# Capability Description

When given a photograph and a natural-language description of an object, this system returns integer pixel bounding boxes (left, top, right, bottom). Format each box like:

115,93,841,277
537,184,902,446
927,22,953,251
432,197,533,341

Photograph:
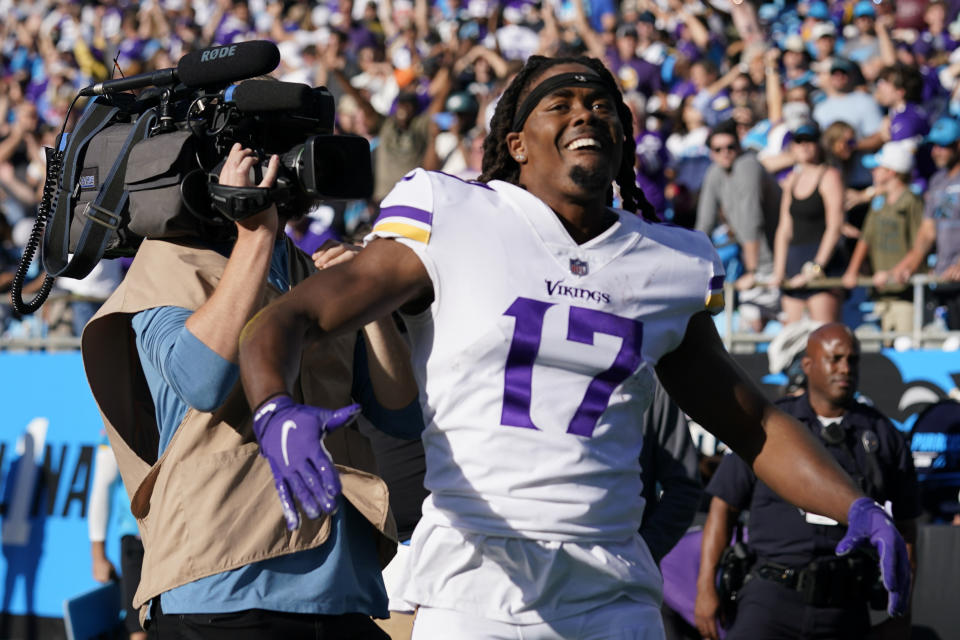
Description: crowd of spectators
2,0,960,342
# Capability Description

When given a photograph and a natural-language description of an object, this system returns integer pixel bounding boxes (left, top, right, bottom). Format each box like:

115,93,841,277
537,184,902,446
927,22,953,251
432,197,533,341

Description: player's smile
561,128,613,161
563,131,609,153
565,137,603,151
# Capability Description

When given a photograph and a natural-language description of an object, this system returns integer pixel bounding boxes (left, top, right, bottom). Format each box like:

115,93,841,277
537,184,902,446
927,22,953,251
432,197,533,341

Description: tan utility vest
81,238,397,623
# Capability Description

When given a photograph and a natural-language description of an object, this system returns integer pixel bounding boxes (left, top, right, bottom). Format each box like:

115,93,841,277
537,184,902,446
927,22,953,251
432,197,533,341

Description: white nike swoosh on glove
281,419,297,466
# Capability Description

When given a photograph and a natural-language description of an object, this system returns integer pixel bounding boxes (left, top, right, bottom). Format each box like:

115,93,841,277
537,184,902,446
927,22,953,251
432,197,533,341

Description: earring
515,154,525,162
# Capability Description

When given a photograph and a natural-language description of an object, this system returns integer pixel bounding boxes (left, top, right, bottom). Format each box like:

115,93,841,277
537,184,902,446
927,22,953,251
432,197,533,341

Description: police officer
694,323,919,640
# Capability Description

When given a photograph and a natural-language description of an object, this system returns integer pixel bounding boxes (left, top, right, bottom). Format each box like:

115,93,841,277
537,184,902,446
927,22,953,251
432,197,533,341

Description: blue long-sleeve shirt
130,239,422,616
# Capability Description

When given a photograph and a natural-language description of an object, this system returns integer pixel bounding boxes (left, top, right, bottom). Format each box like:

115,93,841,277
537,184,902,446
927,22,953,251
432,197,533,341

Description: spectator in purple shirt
915,1,959,64
113,9,148,75
690,59,734,127
873,63,938,180
205,0,255,45
626,92,669,218
286,210,341,256
605,24,662,98
869,63,929,145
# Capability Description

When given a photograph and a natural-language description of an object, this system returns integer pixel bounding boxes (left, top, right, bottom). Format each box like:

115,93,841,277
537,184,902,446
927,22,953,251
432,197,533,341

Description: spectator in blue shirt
813,57,884,141
841,1,881,69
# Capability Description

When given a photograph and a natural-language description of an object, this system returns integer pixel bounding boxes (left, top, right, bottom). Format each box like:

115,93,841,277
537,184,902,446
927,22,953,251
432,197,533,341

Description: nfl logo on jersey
569,258,589,276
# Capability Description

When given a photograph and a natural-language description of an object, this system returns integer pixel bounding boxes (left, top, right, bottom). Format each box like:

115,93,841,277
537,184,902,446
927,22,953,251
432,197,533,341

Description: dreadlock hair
479,55,657,222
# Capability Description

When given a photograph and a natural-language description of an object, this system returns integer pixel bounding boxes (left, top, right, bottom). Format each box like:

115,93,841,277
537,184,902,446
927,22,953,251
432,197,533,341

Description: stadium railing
2,277,959,351
720,274,960,351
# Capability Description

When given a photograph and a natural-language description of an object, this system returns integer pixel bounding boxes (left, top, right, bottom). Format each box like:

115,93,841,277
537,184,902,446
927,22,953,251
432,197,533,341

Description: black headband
511,72,614,132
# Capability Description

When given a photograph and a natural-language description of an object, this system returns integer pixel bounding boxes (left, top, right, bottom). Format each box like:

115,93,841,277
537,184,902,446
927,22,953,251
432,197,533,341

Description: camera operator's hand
252,394,361,530
312,239,361,270
218,143,280,235
184,144,280,363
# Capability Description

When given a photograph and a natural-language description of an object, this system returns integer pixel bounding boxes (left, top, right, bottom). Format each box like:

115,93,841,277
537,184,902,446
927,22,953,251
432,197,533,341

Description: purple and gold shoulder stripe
372,205,433,244
705,275,725,314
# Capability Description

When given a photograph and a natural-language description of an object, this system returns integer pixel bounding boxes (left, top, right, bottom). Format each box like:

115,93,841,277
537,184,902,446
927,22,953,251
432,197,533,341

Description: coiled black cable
9,146,60,315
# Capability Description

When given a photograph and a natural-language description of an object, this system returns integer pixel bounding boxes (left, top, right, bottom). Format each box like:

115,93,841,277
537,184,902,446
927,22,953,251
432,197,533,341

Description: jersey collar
490,180,643,276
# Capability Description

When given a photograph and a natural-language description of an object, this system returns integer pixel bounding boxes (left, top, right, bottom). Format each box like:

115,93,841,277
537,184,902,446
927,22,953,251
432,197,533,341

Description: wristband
802,261,823,279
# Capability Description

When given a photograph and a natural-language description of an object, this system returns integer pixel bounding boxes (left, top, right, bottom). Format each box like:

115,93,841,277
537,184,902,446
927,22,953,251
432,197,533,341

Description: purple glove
835,497,911,616
252,394,361,530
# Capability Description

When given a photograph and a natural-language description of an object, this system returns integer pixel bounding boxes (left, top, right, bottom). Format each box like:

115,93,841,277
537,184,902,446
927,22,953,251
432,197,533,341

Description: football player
239,56,909,639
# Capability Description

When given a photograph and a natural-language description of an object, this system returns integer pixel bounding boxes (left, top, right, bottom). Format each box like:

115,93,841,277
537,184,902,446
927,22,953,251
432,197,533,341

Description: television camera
11,40,373,314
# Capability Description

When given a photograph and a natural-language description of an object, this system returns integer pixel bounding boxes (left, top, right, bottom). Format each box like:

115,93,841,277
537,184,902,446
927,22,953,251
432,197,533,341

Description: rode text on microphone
11,40,373,314
199,44,240,62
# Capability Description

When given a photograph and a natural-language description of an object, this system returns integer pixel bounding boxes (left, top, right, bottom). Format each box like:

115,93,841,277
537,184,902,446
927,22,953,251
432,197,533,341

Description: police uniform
367,169,724,630
707,394,920,639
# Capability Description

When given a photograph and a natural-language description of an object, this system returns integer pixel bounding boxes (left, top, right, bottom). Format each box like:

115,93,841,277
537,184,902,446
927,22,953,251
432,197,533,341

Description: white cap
862,139,917,174
783,34,805,52
782,101,812,130
811,22,837,40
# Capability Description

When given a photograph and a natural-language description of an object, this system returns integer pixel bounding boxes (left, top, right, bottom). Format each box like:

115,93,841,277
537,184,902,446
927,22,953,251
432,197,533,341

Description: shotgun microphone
176,41,281,88
78,41,281,97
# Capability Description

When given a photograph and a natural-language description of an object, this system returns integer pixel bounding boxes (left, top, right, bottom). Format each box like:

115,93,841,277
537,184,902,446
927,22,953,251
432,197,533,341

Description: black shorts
785,242,846,300
120,535,146,634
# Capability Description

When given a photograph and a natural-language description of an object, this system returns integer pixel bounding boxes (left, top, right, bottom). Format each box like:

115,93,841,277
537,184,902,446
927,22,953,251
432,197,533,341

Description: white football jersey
367,169,724,620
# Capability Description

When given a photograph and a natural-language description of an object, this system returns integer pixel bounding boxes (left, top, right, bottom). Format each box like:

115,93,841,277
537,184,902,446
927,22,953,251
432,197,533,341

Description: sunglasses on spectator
711,144,738,153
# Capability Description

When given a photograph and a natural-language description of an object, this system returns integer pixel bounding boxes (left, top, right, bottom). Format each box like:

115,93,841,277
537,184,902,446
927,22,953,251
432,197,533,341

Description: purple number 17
500,297,644,437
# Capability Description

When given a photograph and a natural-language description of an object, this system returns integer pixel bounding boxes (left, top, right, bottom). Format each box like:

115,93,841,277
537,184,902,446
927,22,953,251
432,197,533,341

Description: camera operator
81,143,422,639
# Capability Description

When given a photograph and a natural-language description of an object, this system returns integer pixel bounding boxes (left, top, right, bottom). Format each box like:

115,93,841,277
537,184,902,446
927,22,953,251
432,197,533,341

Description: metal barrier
0,292,89,351
719,274,960,351
3,277,959,351
0,335,82,350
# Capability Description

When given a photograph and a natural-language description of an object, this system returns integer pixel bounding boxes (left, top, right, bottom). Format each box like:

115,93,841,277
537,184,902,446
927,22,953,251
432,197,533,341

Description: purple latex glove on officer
836,497,911,616
252,394,361,530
